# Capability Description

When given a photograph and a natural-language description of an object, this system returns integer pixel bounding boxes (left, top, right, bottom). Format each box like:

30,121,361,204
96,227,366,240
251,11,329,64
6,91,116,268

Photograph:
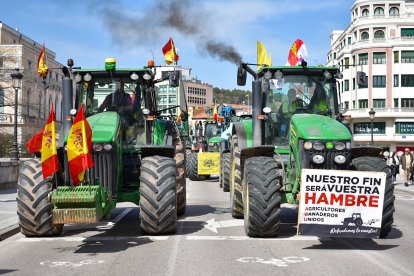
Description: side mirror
357,71,368,86
237,65,247,86
169,71,181,87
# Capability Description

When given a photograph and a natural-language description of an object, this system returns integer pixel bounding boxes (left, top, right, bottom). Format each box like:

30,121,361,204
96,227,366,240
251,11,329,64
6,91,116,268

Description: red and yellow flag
162,38,179,65
26,129,44,153
67,104,94,185
37,43,49,80
287,39,308,66
213,104,218,120
41,105,59,179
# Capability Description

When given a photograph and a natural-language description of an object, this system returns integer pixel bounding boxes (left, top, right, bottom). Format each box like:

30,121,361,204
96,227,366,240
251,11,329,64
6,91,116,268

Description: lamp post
369,108,376,146
10,68,23,162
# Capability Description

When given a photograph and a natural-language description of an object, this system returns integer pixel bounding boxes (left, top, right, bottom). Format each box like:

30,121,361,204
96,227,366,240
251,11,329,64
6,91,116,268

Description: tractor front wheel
187,151,202,181
242,156,281,237
139,156,177,234
351,156,395,238
16,159,63,237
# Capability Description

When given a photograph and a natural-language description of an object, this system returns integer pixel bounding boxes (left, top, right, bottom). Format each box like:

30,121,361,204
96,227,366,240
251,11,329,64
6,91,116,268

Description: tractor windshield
204,122,221,141
265,74,336,146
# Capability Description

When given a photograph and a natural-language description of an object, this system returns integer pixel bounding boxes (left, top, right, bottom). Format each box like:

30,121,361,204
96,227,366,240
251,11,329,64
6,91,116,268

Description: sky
0,0,352,90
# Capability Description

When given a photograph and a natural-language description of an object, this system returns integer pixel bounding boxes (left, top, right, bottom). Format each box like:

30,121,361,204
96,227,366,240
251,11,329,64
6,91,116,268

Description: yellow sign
198,152,220,175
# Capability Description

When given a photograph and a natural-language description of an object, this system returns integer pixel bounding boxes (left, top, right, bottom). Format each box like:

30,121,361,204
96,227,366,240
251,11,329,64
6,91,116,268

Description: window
0,88,4,113
345,57,350,69
401,75,414,87
347,37,351,45
358,74,368,89
394,75,399,87
359,53,368,65
26,89,30,115
345,102,349,109
373,99,385,108
362,8,369,17
333,52,337,59
358,99,368,108
394,98,399,108
352,78,355,90
168,95,176,104
401,98,414,108
374,7,384,15
401,51,414,63
390,7,399,16
401,28,414,38
374,30,385,39
373,52,386,64
394,51,399,63
353,100,356,109
0,57,4,68
361,31,369,41
373,76,386,88
344,80,349,91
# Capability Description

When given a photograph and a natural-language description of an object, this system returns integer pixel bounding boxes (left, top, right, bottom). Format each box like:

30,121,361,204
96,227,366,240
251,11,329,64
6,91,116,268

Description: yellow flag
257,41,272,69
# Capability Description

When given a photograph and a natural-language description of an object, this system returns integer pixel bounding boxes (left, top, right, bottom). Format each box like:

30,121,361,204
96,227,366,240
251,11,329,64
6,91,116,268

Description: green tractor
187,118,222,181
16,58,187,237
230,63,395,238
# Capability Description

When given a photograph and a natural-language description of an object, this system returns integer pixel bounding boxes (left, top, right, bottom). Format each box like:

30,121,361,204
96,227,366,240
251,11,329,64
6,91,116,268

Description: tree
213,87,252,105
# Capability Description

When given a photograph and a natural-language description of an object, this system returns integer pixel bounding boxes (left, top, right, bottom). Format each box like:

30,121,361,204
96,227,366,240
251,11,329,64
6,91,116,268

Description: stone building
0,22,63,157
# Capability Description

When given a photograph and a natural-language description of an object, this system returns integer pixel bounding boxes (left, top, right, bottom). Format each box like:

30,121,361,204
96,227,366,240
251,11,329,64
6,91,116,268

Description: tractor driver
308,84,328,115
277,89,303,138
98,82,132,113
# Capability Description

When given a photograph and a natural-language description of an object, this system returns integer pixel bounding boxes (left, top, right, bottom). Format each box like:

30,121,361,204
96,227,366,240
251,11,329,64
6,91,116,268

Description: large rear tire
187,151,202,181
222,152,231,192
174,128,186,216
351,156,395,238
16,159,63,237
139,156,177,234
230,134,243,218
243,156,281,237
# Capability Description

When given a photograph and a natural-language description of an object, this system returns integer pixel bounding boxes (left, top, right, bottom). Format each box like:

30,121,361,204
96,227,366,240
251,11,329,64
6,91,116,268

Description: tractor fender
240,146,275,177
141,145,175,159
232,122,249,151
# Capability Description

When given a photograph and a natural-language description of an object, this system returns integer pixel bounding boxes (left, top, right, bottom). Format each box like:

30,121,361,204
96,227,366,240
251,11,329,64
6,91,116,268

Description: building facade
0,22,63,157
327,0,414,152
182,78,213,107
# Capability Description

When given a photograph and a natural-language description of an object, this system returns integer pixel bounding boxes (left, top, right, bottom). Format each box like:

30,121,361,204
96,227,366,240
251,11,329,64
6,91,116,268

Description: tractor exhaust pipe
58,65,73,148
252,79,262,147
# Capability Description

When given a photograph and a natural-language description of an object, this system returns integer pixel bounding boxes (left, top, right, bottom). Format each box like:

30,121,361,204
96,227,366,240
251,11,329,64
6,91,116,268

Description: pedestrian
383,151,396,184
399,148,413,186
391,151,400,184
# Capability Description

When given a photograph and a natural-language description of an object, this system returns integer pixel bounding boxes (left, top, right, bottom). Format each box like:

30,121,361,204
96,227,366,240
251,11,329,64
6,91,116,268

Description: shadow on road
303,237,398,251
0,269,18,275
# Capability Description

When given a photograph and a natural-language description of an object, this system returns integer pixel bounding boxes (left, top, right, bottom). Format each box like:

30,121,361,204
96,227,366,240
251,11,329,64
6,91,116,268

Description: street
0,178,413,276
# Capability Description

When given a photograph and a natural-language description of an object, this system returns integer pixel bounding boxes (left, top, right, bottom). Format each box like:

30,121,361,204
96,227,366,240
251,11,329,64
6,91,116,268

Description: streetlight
10,68,23,162
369,108,376,146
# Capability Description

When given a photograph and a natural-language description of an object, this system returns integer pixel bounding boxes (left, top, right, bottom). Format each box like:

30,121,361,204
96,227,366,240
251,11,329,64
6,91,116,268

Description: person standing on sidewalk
400,148,413,186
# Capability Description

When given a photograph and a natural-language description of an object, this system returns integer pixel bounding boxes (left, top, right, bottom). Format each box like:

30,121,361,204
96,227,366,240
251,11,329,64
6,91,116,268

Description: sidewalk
1,174,413,241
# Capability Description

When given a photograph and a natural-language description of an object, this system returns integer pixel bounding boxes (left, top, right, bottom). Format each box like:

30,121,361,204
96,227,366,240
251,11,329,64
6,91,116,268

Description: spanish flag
67,104,94,185
26,129,44,153
257,41,272,69
213,104,218,120
37,43,49,80
41,105,59,179
162,38,179,65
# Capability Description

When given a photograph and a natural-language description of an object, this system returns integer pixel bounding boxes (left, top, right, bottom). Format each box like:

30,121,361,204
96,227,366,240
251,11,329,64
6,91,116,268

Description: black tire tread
230,134,243,218
139,155,177,235
16,158,63,237
222,153,231,192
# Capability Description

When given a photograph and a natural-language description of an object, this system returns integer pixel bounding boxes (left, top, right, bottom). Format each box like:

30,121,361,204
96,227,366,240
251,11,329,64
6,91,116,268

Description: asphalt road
0,178,413,276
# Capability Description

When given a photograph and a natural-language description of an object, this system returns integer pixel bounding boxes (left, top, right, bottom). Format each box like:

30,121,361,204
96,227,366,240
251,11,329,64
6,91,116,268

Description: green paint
153,119,166,145
243,119,253,148
208,136,221,143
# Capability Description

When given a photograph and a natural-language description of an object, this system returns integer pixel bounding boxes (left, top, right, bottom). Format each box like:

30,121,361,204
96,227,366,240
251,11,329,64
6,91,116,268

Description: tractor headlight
313,141,325,151
103,143,112,151
304,141,313,150
208,142,214,147
312,154,325,164
334,155,347,164
93,143,103,152
334,141,346,151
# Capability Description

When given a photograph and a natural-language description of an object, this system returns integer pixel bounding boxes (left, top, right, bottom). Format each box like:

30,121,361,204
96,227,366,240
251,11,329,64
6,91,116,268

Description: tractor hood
65,112,120,143
208,136,221,143
291,114,351,140
87,112,120,143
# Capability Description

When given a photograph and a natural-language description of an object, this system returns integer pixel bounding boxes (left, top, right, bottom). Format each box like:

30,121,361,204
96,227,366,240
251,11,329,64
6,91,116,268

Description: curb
0,224,19,241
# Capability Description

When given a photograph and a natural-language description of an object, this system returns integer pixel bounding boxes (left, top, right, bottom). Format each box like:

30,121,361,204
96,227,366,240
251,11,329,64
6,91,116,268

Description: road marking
95,208,133,230
204,218,245,233
237,256,310,267
0,211,16,214
17,236,169,242
40,260,105,268
186,235,325,241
